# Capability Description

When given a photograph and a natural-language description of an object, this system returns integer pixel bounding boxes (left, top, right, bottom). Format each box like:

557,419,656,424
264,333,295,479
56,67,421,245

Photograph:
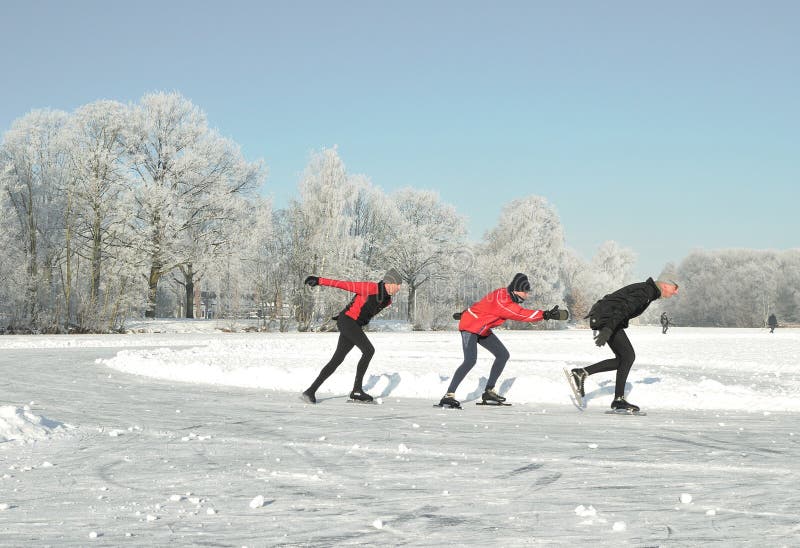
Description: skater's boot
570,368,588,397
481,387,506,404
301,390,317,404
611,396,640,413
349,390,374,403
438,393,461,409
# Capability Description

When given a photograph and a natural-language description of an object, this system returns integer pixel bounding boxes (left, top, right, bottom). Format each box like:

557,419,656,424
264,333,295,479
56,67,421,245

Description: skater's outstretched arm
306,276,379,296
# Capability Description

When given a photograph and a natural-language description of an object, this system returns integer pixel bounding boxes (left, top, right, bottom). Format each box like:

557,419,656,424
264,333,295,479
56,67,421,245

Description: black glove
304,275,319,287
452,312,463,320
542,305,569,321
594,327,613,347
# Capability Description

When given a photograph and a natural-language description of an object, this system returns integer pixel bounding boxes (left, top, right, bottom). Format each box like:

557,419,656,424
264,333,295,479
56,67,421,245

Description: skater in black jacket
567,278,679,412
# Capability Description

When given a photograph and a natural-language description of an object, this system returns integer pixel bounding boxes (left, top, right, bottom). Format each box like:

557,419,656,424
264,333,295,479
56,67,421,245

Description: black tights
307,315,374,394
584,328,635,399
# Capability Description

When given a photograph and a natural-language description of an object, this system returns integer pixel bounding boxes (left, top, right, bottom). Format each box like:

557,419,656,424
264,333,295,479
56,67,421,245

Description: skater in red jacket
438,273,567,408
302,269,403,404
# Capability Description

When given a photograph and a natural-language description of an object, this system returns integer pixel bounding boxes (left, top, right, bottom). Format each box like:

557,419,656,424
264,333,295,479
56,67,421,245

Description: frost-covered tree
775,250,800,323
381,188,467,326
346,174,394,273
479,196,565,313
584,240,637,304
214,197,303,330
238,197,278,328
288,148,363,330
0,214,27,325
60,100,133,328
560,248,592,321
173,140,260,320
126,92,263,318
0,109,70,328
671,249,791,327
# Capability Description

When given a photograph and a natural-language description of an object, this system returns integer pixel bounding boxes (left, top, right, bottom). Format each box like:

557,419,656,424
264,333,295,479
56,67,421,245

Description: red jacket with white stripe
458,288,544,336
318,278,392,326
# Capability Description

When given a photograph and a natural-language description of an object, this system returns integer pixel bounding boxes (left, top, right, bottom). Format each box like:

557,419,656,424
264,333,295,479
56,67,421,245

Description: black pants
446,331,510,394
584,328,635,399
307,315,374,394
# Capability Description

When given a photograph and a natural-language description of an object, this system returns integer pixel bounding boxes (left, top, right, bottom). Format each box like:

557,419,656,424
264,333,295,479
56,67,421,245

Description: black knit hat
508,273,531,293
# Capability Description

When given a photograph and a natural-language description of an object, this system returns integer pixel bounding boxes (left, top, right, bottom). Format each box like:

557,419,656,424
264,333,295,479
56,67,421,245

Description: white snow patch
575,505,597,517
249,495,266,509
0,406,66,442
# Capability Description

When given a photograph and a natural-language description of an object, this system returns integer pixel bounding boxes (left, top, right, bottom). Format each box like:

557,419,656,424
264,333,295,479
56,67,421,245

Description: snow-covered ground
1,325,798,545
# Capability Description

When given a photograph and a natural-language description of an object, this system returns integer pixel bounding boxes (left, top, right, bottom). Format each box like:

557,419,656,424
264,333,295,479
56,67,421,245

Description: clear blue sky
2,0,798,278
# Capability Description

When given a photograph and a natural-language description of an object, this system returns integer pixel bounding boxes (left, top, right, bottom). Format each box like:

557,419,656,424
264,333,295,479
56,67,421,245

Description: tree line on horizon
0,92,796,333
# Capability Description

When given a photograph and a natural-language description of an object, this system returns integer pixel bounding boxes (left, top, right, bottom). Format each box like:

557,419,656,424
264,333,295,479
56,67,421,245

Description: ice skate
563,367,587,406
606,397,646,415
436,393,462,409
570,368,587,397
348,390,375,403
301,390,317,404
477,388,512,406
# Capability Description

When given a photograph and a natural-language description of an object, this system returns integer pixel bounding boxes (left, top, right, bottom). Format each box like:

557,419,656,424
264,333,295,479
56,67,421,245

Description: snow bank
123,318,255,334
123,318,413,334
0,406,66,443
97,327,800,412
0,319,413,349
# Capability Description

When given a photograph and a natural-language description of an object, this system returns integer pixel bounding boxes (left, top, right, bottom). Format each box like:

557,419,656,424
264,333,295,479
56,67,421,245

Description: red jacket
459,288,544,336
318,278,392,326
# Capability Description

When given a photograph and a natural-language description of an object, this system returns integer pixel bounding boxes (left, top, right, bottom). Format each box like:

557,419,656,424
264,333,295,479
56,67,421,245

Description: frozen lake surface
1,326,798,545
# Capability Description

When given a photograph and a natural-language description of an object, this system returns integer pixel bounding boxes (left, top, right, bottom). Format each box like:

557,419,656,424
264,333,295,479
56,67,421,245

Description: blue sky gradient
2,0,798,278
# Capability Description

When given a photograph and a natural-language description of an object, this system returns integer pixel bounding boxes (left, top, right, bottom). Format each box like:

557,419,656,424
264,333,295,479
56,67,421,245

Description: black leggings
307,315,375,394
584,328,635,399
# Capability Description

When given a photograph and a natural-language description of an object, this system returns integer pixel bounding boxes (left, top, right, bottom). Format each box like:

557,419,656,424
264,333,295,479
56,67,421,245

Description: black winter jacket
587,278,662,332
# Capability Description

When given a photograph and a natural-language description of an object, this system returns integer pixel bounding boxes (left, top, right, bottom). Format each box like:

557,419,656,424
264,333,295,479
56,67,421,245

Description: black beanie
508,273,531,293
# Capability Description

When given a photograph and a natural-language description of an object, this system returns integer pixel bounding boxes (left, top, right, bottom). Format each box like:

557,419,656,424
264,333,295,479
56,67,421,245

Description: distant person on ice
301,269,403,404
768,313,778,334
439,273,568,409
566,278,679,413
660,311,671,334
